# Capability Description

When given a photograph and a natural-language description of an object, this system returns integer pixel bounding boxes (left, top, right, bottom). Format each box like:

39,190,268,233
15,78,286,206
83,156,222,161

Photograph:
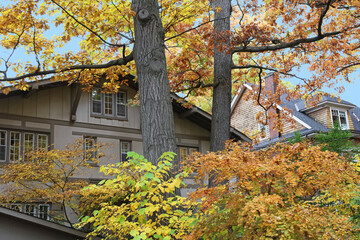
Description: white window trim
120,141,131,162
9,131,21,162
38,203,50,220
330,107,350,130
257,123,269,141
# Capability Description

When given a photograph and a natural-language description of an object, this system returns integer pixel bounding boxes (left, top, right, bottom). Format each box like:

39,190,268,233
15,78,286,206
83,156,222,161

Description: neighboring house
231,74,360,148
0,206,99,240
0,78,250,221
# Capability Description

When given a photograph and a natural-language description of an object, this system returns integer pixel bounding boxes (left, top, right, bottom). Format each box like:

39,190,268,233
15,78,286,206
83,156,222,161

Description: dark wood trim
175,133,210,141
72,131,142,142
70,84,82,121
0,113,142,134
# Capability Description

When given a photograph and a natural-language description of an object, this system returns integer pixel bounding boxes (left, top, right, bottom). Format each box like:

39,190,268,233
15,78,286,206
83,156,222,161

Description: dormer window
331,109,348,129
91,89,127,119
258,123,269,140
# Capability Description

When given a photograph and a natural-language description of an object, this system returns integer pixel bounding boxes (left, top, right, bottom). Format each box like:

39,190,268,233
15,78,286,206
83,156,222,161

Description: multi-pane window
120,141,131,162
37,134,48,150
91,89,102,114
24,133,34,161
258,123,269,140
116,92,126,117
39,204,50,220
84,136,97,161
331,109,348,129
10,132,20,162
0,131,6,162
0,130,49,163
104,94,113,115
24,204,36,216
11,203,50,220
91,89,127,119
179,146,198,162
10,203,22,212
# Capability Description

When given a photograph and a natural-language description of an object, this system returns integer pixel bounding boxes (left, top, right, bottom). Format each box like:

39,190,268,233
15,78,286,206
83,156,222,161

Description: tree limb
0,52,133,82
50,0,125,48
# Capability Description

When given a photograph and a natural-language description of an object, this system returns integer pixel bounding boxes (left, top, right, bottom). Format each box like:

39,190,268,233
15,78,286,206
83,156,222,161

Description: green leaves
78,151,197,240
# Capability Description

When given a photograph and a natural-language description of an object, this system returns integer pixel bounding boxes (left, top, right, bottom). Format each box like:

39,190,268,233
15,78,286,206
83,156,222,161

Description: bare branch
338,62,360,72
0,52,134,82
232,30,343,53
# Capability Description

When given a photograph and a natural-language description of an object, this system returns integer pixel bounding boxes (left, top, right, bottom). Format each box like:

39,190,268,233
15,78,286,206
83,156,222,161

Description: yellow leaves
79,152,198,240
215,6,221,13
0,138,106,224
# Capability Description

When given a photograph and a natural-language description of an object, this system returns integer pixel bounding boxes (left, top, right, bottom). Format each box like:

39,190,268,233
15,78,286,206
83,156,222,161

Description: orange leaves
186,141,360,239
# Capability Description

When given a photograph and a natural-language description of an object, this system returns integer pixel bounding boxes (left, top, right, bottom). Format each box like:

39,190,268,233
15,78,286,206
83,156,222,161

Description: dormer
299,99,356,130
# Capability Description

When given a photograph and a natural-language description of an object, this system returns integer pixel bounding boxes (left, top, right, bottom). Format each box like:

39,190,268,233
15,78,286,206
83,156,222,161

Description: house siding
308,108,330,128
282,116,305,135
0,85,211,180
231,89,269,139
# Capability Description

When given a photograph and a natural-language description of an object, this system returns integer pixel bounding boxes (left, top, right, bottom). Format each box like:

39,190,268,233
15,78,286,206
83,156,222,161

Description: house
0,206,99,240
230,74,360,148
0,78,250,221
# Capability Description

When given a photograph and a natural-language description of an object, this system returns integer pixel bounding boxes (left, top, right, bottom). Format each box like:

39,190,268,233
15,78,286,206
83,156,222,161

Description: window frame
179,146,199,162
120,141,131,162
83,136,97,164
0,130,49,163
330,108,349,130
90,89,127,120
0,130,7,162
257,123,269,141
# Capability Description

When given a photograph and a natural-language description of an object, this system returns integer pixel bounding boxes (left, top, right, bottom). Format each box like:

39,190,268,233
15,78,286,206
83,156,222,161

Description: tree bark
209,0,232,187
211,0,232,152
131,0,177,165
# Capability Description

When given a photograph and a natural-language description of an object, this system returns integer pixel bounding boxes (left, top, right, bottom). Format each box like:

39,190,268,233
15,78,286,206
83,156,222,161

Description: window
258,123,269,140
10,203,22,212
10,132,20,162
84,136,97,161
0,131,6,162
91,89,127,119
331,109,349,129
24,133,34,161
120,141,131,162
179,146,198,162
24,204,36,216
0,130,49,163
10,203,50,220
39,204,50,220
37,134,48,150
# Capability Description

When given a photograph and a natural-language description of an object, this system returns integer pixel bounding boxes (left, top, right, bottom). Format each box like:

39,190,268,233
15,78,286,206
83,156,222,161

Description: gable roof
0,78,250,142
231,82,360,147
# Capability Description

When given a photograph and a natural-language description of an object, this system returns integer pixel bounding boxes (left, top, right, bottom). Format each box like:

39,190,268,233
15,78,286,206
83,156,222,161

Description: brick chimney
264,74,280,139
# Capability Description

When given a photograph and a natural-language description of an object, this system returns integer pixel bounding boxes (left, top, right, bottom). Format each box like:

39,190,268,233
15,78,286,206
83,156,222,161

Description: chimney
264,74,280,139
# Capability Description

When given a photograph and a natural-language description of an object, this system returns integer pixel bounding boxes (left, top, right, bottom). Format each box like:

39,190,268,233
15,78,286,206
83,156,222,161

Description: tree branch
50,0,124,48
232,30,343,53
0,52,133,82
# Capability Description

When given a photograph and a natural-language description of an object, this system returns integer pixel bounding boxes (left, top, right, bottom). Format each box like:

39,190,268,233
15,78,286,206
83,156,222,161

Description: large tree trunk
132,0,177,164
211,0,232,152
209,0,232,187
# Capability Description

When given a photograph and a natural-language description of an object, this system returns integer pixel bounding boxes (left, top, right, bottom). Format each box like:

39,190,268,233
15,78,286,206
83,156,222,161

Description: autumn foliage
0,139,105,226
79,152,197,240
185,141,360,239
